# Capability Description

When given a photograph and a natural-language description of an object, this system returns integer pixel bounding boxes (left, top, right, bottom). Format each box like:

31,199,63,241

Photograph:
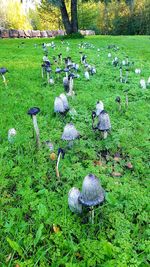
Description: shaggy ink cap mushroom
78,174,105,207
97,110,111,131
28,107,40,116
68,187,82,214
62,123,80,141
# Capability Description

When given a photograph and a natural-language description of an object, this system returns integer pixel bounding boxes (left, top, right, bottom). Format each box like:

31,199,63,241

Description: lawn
0,36,150,267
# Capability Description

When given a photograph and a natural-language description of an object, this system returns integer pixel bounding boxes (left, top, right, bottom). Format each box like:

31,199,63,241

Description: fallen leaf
50,153,56,161
114,156,121,162
126,162,133,169
15,264,20,267
53,224,60,233
93,160,103,166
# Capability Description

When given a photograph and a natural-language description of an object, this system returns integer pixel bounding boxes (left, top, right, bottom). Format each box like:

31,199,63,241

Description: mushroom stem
32,115,40,148
47,72,50,82
118,103,121,111
68,77,74,97
2,75,7,86
125,94,128,107
89,206,94,224
103,131,108,139
56,152,61,178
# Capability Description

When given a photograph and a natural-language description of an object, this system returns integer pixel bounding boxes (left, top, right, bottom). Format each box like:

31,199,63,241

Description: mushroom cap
59,93,69,110
27,107,40,116
0,67,8,74
8,128,17,136
78,174,105,207
63,68,69,72
54,97,65,113
68,187,82,214
62,123,79,141
97,110,111,131
55,67,62,73
58,147,65,159
96,101,104,116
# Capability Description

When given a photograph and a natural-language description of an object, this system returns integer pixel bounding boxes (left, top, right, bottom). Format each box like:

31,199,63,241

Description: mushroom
84,70,90,80
56,148,65,178
62,123,80,147
49,77,54,85
135,68,141,74
27,107,40,148
8,128,17,143
97,110,111,139
96,101,104,116
140,79,146,89
68,187,82,214
78,174,105,223
115,96,121,111
54,94,69,115
108,53,111,58
0,67,8,86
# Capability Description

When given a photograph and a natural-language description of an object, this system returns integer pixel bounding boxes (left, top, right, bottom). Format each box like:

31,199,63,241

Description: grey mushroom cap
62,123,79,141
97,110,111,131
68,187,82,214
78,174,105,207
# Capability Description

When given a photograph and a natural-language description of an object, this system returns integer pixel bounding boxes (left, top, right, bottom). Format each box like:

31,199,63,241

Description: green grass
0,36,150,267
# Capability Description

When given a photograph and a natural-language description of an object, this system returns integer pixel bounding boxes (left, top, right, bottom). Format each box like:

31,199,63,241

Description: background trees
0,0,150,35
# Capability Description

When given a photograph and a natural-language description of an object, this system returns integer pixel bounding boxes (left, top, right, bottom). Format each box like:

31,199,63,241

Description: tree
46,0,78,34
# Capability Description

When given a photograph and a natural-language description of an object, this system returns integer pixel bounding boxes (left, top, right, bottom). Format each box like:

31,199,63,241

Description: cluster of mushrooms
68,174,105,224
3,40,149,224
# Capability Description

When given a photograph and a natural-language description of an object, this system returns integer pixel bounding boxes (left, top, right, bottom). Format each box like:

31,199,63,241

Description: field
0,36,150,267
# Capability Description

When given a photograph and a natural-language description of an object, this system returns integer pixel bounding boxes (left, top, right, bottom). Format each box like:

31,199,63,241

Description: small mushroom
27,107,40,148
84,70,90,81
8,128,17,143
68,187,82,214
115,96,121,111
56,147,65,178
78,174,105,223
140,79,146,89
49,77,54,85
0,67,8,87
62,123,80,147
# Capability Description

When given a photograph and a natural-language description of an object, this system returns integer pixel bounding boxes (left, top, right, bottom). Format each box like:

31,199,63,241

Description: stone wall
0,29,96,38
0,29,65,38
79,30,95,36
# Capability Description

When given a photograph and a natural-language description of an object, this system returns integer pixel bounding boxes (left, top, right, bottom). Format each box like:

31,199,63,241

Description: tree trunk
60,0,72,34
71,0,78,33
